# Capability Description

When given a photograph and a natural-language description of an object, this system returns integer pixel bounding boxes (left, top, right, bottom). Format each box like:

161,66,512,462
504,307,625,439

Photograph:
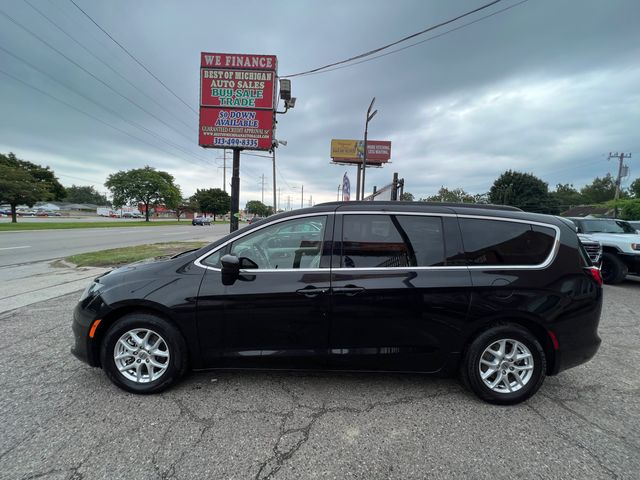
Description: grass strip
0,220,227,231
66,242,208,267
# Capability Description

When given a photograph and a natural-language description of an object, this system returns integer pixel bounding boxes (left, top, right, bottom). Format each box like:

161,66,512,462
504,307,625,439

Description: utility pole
278,188,281,212
259,174,267,204
609,152,632,217
286,195,290,211
337,184,341,201
222,149,227,192
272,150,276,215
301,185,304,209
309,195,313,207
230,148,241,232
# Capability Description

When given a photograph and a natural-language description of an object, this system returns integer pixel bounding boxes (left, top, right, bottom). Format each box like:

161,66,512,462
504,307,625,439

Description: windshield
580,219,636,234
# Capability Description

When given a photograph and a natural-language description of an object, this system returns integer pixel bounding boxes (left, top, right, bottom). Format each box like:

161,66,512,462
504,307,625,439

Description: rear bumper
550,290,603,375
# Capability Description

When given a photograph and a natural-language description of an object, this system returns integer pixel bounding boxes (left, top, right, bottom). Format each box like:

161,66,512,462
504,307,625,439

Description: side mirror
220,254,240,285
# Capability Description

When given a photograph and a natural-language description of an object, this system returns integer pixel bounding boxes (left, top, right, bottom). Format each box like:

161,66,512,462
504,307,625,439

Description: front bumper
71,302,101,367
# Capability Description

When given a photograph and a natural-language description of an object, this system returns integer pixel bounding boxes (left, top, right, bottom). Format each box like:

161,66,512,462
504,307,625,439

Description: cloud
1,0,639,208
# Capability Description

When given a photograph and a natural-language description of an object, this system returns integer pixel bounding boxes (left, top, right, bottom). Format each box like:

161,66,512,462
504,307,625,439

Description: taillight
586,266,603,286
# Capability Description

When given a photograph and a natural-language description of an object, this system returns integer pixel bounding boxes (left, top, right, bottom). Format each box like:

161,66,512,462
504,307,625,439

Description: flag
342,173,350,201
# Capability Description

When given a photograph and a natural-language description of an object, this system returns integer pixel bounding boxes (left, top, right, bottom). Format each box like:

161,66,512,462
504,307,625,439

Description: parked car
248,216,265,224
192,216,212,226
567,217,640,284
577,234,603,267
72,202,602,404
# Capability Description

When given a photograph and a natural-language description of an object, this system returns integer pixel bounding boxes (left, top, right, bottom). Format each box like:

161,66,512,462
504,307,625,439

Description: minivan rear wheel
461,325,546,405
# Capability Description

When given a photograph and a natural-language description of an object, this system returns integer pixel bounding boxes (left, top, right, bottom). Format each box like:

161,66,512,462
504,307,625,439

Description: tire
601,252,627,284
100,313,188,394
460,325,546,405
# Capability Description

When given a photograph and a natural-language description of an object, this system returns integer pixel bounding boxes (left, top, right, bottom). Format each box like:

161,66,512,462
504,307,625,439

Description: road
0,282,638,479
0,224,227,266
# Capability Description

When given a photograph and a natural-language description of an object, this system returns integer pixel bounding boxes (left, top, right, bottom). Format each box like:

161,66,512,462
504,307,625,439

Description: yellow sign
330,139,364,160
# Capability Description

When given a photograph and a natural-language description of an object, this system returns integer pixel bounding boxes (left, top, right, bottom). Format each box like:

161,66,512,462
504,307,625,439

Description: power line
0,68,207,170
22,0,194,134
281,0,503,78
0,46,213,166
291,0,529,78
56,172,104,185
68,0,198,115
0,8,199,148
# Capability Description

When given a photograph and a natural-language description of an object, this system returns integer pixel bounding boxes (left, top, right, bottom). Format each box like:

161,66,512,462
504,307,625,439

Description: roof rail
317,201,522,212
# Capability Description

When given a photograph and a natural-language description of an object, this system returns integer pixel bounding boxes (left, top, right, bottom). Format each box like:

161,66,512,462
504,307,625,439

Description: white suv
568,217,640,284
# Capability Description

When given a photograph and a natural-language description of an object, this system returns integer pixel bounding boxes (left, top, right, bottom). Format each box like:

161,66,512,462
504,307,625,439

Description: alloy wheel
478,338,534,394
113,328,170,384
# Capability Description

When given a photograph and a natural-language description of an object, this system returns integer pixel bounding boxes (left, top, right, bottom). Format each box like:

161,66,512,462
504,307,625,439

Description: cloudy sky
1,0,639,208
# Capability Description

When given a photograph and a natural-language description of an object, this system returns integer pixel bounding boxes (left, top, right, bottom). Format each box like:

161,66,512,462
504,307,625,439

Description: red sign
199,52,277,151
365,141,392,161
201,69,275,109
201,53,277,70
199,108,274,150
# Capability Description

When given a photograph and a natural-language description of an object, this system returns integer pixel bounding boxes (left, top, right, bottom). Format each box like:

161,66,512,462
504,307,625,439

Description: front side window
340,214,445,268
460,218,556,266
228,216,327,269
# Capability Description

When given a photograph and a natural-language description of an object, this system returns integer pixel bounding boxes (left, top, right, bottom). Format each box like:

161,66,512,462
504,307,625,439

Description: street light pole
272,139,287,215
361,97,377,200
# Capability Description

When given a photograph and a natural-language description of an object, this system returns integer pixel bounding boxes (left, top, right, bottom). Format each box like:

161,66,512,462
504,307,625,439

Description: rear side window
341,214,445,268
459,218,556,266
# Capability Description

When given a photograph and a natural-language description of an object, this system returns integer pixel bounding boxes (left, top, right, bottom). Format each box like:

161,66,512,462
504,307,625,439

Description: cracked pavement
0,282,639,480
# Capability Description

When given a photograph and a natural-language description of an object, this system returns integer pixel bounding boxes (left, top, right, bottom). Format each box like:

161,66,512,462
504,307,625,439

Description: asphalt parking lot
1,283,639,480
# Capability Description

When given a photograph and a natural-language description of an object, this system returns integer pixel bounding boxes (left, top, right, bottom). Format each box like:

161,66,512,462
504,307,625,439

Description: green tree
0,152,65,223
400,192,414,201
105,166,181,222
620,199,640,220
191,188,230,221
629,178,640,198
489,170,558,214
423,187,475,203
65,185,109,205
580,174,618,204
245,200,269,216
550,183,584,211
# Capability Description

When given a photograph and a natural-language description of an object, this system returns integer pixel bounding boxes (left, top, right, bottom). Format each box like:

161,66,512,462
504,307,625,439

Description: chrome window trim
194,210,561,273
194,212,333,272
456,215,561,270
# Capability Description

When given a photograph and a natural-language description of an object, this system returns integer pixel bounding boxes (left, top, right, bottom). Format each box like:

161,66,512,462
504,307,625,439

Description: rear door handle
296,286,328,298
332,285,365,296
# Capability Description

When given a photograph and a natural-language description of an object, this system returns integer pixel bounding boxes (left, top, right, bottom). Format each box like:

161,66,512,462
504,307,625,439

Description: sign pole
230,148,241,232
356,164,361,201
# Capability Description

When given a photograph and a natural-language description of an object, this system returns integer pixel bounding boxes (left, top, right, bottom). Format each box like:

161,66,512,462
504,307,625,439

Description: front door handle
332,285,365,296
296,286,328,298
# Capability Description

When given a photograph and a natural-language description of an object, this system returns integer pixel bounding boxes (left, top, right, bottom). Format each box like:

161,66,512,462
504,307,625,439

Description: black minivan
72,202,603,404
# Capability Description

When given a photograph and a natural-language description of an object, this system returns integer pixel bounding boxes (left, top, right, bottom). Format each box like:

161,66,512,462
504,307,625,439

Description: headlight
79,281,104,301
631,244,640,251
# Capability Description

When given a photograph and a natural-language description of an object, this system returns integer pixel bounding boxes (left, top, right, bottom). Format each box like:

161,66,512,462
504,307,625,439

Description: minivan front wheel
100,313,187,394
461,325,546,405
